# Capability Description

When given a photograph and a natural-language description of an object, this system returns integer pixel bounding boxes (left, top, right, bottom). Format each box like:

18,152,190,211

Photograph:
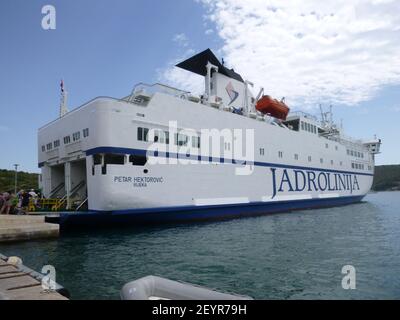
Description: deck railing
122,82,191,104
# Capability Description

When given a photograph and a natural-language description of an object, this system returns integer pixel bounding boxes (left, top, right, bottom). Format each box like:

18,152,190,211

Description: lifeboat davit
256,95,289,120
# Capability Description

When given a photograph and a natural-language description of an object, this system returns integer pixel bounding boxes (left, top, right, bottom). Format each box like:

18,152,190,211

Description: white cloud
158,49,205,94
205,28,214,35
163,0,400,108
392,106,400,112
173,33,189,47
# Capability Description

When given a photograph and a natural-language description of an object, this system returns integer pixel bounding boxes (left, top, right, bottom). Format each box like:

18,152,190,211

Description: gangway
52,180,86,211
29,180,87,212
48,182,65,199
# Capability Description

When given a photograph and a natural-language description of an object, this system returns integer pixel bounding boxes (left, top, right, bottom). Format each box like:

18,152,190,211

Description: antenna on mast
59,79,68,118
319,104,325,125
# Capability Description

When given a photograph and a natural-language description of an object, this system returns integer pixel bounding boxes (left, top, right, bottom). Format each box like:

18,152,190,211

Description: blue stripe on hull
49,195,365,230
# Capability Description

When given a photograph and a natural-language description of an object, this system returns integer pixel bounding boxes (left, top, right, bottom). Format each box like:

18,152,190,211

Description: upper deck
38,49,380,173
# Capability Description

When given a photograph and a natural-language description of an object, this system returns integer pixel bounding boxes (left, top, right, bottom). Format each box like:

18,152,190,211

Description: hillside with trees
372,165,400,191
0,169,39,193
0,165,399,194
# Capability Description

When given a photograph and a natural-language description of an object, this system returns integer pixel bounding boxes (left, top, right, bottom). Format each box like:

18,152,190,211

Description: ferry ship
39,49,381,228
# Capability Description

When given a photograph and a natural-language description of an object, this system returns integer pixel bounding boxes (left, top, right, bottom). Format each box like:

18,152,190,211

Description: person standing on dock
29,189,38,206
20,191,32,215
16,189,23,209
0,192,12,215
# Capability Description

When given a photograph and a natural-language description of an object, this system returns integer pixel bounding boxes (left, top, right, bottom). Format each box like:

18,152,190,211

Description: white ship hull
38,50,380,228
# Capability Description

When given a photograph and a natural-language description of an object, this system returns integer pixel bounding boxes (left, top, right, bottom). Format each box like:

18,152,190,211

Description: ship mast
59,79,68,118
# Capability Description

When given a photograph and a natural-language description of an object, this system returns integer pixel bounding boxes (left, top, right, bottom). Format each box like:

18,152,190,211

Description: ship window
308,156,312,162
104,154,125,165
175,134,188,146
278,151,283,158
352,163,355,169
54,140,60,148
137,127,149,142
331,160,334,165
41,145,45,152
335,146,338,151
294,154,299,160
340,161,343,166
193,137,201,149
325,143,329,149
320,158,323,164
129,155,147,166
72,131,80,142
83,128,89,137
153,129,169,144
361,153,364,158
64,135,71,144
301,121,304,130
260,148,265,156
347,149,350,155
93,154,102,165
46,143,52,151
152,130,160,143
283,119,299,131
165,131,170,144
138,127,143,141
143,128,149,141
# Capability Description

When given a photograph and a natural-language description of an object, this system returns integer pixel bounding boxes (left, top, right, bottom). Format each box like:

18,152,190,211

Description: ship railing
75,197,88,211
326,134,366,149
288,110,319,122
123,83,191,104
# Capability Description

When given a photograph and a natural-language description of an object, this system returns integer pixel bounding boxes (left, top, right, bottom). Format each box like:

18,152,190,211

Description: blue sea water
1,191,399,300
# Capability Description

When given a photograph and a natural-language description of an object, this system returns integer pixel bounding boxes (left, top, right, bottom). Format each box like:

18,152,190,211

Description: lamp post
13,164,19,195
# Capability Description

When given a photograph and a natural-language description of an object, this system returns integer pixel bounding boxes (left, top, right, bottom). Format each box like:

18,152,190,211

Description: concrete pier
0,215,59,243
0,255,68,300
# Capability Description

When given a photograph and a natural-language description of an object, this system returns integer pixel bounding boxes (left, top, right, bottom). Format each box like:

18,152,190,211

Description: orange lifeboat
256,95,289,120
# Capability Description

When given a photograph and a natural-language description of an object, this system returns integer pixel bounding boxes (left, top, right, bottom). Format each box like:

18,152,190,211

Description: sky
0,0,399,173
